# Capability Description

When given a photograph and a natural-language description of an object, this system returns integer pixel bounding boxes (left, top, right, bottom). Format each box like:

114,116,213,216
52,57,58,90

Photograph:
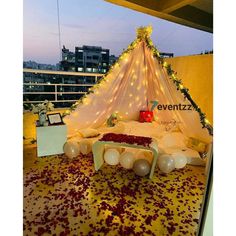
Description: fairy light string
63,26,213,135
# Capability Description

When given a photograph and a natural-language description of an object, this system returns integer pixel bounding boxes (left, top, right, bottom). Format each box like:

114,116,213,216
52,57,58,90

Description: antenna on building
56,0,62,61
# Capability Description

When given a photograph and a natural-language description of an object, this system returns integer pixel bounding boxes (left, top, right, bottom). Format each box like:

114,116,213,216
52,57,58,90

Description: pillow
79,128,100,138
158,132,187,149
186,137,207,153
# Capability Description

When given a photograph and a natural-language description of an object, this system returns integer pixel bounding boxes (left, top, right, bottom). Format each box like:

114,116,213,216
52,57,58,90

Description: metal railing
23,69,104,105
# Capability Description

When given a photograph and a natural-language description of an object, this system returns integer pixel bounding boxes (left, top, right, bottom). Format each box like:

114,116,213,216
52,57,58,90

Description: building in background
159,52,174,58
75,45,109,73
60,45,110,73
109,54,118,66
60,46,76,71
23,61,59,70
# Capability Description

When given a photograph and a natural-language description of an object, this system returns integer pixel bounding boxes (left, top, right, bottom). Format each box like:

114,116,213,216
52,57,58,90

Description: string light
163,62,168,67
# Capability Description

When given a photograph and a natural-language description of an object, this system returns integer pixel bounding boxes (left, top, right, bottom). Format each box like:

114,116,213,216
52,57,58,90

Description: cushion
120,121,165,139
79,128,100,138
186,137,207,153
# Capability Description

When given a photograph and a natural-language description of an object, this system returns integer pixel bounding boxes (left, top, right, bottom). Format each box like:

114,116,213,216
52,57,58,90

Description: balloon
133,159,151,177
104,149,120,165
157,154,175,174
79,140,92,155
63,141,80,158
172,152,187,169
120,152,136,169
136,150,153,164
105,145,124,154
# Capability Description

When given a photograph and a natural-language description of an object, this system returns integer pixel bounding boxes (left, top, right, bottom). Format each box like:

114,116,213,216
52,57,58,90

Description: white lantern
104,149,120,165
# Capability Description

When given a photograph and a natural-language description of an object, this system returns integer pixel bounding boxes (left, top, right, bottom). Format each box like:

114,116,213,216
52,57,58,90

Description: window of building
102,69,106,73
103,63,107,66
101,51,107,54
87,56,92,60
78,67,83,72
86,68,92,72
64,56,68,60
78,50,83,52
93,55,99,60
93,68,98,72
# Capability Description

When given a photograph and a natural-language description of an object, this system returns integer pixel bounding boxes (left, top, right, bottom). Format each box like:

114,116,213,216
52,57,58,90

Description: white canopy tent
64,26,212,143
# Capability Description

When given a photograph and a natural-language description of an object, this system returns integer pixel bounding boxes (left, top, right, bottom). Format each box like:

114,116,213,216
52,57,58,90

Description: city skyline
24,0,213,65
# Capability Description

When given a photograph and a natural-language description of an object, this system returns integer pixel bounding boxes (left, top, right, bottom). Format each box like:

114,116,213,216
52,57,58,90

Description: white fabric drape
64,40,211,143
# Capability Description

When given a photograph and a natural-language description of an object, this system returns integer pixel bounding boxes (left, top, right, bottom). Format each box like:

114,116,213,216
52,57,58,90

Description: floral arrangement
31,100,54,115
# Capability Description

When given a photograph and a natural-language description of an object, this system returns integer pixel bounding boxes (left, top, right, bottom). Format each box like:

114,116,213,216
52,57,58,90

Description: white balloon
120,151,136,169
105,145,124,154
157,154,175,174
172,152,187,169
79,140,92,155
104,149,120,165
63,141,80,158
136,150,153,164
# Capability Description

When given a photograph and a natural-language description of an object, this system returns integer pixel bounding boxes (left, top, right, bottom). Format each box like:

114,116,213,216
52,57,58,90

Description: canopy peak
136,25,153,39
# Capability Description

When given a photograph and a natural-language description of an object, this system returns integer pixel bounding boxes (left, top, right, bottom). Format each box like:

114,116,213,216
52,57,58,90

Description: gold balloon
133,159,151,177
63,141,80,158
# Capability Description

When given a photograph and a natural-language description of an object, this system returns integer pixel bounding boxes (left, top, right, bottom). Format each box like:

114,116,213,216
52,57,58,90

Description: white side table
36,124,67,157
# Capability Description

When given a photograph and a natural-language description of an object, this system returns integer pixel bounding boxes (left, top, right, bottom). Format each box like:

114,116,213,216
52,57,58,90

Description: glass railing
23,69,104,108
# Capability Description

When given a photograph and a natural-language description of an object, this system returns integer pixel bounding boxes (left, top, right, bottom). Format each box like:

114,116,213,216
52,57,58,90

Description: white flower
31,101,54,114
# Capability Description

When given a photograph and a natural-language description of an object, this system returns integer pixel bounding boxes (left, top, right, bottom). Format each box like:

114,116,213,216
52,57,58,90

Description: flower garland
63,26,213,135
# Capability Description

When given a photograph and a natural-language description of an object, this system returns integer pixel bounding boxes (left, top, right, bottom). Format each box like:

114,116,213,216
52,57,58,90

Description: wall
165,54,213,124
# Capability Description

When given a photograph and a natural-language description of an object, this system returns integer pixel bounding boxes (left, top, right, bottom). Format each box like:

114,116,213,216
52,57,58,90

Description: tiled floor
23,143,206,236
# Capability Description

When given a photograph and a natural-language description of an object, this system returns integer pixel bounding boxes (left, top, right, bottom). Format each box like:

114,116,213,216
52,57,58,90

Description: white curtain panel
64,40,211,143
